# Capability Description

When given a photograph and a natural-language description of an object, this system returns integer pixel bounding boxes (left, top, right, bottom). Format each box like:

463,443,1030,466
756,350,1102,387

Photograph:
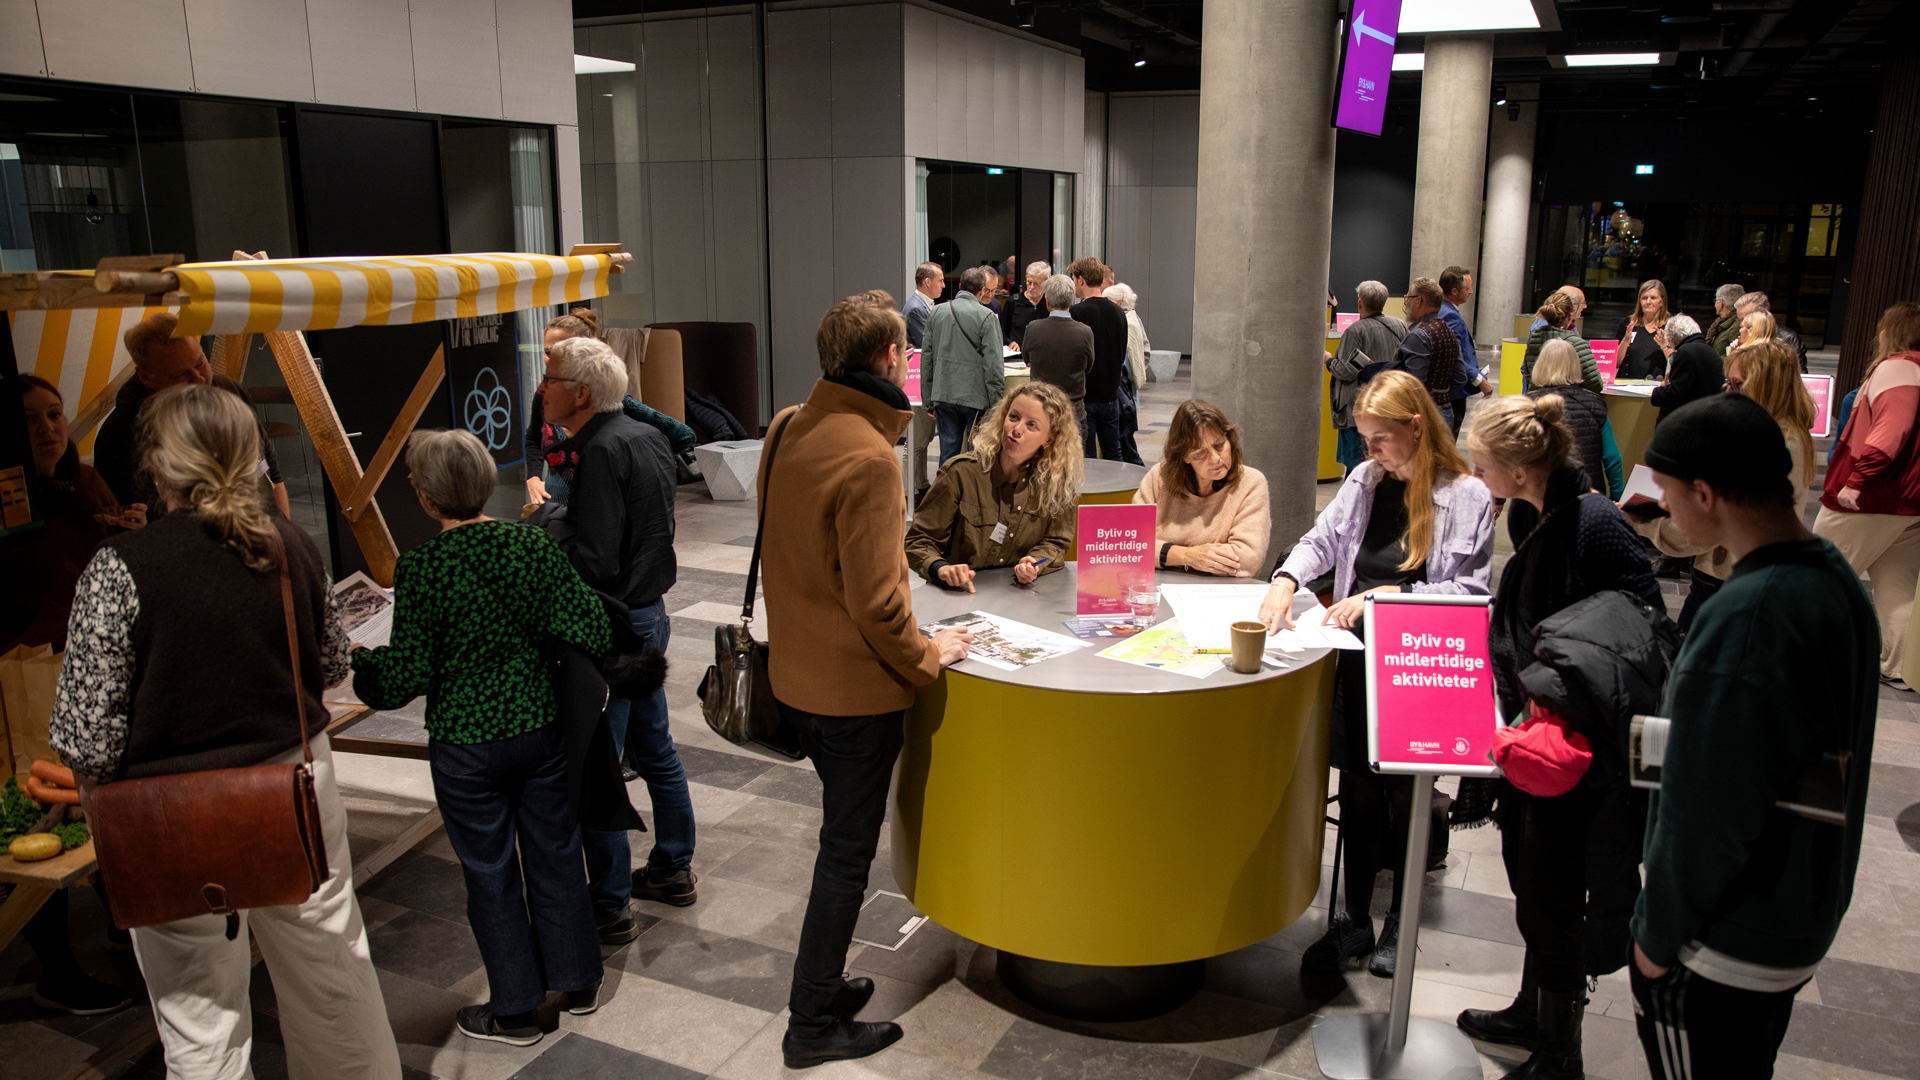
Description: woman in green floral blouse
350,429,611,1047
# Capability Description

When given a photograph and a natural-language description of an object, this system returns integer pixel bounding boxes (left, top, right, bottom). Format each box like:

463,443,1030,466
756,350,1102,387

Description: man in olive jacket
922,265,1005,466
760,294,972,1069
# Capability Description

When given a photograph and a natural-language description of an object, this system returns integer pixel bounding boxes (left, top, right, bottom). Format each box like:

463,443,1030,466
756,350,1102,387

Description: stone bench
1147,349,1181,383
692,439,763,501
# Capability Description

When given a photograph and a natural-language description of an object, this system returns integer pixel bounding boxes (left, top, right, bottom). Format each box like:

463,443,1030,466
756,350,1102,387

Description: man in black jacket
544,336,697,940
1067,256,1128,460
1736,291,1807,372
1649,313,1723,424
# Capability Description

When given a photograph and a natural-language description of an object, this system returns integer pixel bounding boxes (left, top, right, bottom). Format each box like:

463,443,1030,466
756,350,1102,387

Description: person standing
1394,278,1468,427
1704,283,1745,355
923,266,1006,465
1067,257,1130,460
1020,274,1095,432
1437,266,1495,438
1529,340,1623,500
1649,313,1722,423
1528,285,1587,335
761,295,973,1068
1520,291,1601,393
1004,261,1050,347
1630,394,1878,1079
542,337,698,938
1736,291,1807,372
904,263,943,348
1615,280,1671,381
1104,281,1149,466
1328,280,1408,473
1814,301,1920,691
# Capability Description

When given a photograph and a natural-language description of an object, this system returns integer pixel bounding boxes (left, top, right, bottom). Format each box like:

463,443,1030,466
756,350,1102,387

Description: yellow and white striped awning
8,305,172,455
170,252,619,337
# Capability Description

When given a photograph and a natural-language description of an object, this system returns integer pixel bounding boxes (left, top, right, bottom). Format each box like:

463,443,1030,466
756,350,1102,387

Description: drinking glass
1127,585,1160,629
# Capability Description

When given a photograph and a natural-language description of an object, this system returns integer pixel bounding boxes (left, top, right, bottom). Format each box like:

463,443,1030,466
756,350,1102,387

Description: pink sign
1589,340,1619,385
1075,504,1156,617
903,348,922,406
1804,374,1834,438
1333,312,1361,334
1364,595,1501,776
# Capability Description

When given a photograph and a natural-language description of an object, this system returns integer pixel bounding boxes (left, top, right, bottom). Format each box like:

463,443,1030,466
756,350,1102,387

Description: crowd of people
9,271,1912,1078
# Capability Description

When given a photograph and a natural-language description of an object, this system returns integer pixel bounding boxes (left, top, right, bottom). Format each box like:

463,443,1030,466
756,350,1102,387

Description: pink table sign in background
1366,599,1501,776
903,348,922,406
1333,312,1361,334
1588,340,1619,385
1804,373,1834,438
1075,504,1157,617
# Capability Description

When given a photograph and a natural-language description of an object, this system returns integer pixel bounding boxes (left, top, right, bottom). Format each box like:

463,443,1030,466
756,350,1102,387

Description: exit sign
1635,164,1654,175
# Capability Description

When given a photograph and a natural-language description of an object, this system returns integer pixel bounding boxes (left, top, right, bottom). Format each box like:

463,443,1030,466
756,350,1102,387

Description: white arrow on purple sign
1334,0,1404,136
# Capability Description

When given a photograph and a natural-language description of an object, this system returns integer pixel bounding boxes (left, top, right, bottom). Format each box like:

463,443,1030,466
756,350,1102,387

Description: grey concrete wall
1105,91,1199,354
900,3,1084,176
1080,90,1108,262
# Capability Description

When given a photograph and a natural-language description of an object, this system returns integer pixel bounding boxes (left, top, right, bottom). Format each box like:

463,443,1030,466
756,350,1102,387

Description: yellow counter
1604,386,1660,471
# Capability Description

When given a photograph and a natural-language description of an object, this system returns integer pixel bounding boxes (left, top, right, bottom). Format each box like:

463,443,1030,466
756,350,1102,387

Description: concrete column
1080,90,1108,262
1475,81,1538,354
1407,35,1494,329
1191,0,1338,550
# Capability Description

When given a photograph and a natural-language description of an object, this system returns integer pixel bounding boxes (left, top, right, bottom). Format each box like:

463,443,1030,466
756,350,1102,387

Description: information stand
1314,593,1500,1080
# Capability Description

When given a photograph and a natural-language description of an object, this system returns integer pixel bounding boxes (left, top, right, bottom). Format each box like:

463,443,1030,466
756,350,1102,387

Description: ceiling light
1493,83,1507,104
1636,164,1654,175
1392,53,1425,72
574,54,636,75
1131,41,1146,67
1564,53,1661,67
1018,2,1035,28
1398,0,1538,34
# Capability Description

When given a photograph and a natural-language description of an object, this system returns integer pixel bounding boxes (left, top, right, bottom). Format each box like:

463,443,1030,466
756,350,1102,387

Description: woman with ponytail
1456,394,1662,1080
50,384,402,1079
1260,369,1494,981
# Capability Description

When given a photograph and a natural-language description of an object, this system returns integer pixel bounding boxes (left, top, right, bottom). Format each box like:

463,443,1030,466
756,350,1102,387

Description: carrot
24,776,80,806
30,760,74,790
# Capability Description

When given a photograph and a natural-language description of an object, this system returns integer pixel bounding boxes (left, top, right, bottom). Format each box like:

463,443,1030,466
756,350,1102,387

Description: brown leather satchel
86,554,328,939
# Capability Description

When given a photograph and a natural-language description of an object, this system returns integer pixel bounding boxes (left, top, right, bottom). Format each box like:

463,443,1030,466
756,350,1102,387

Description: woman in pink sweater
1133,399,1270,577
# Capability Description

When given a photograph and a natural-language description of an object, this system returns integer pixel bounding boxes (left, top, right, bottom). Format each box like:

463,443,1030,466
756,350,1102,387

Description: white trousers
129,734,402,1080
1812,507,1920,678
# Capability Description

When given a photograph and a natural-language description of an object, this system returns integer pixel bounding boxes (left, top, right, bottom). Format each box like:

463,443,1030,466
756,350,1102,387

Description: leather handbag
698,410,802,759
86,553,328,939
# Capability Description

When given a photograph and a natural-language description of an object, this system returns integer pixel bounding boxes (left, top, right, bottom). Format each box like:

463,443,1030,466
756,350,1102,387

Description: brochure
1267,603,1365,653
919,611,1088,671
333,571,394,649
1061,617,1146,641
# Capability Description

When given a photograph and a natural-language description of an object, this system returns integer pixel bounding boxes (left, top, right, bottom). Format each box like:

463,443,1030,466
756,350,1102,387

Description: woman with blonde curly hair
905,381,1083,591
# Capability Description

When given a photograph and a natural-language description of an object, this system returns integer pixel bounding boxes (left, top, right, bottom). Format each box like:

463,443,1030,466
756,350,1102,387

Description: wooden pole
341,345,446,521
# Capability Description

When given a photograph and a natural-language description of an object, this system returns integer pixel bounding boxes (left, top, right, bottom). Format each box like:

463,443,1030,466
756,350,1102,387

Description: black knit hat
1644,393,1790,488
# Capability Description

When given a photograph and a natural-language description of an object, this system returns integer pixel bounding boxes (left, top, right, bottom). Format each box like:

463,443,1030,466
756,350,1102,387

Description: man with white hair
1705,283,1745,355
1650,312,1723,424
1736,291,1807,372
543,336,698,939
1004,260,1051,347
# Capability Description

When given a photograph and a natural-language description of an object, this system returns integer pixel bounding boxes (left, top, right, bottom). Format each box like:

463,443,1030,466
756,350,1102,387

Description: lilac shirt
1275,461,1495,601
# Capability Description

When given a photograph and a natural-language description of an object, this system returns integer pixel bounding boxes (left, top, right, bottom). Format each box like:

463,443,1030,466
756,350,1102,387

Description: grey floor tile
979,1017,1199,1080
616,919,797,1012
722,535,757,547
367,910,486,990
507,1031,706,1079
673,743,778,790
739,763,825,808
1780,999,1920,1078
708,796,825,848
1812,956,1920,1025
1204,944,1349,1016
1189,1059,1294,1080
852,920,978,990
359,850,472,926
708,840,822,898
1409,885,1524,948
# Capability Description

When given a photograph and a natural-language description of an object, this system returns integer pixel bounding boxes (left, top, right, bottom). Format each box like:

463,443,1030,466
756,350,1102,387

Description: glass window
1052,173,1074,266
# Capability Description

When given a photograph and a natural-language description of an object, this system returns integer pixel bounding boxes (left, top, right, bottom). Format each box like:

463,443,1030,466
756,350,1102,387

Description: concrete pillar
1191,0,1338,550
1475,81,1538,354
1407,35,1494,329
1080,90,1108,262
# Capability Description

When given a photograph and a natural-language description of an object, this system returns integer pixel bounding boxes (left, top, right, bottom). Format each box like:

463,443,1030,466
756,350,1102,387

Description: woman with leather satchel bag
49,384,401,1080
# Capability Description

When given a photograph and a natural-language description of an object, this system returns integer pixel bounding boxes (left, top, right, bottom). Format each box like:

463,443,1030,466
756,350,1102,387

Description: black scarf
825,369,911,411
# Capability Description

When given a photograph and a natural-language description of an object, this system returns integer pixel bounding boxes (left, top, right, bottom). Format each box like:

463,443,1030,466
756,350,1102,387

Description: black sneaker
597,907,641,945
455,1004,542,1047
1369,914,1400,979
34,975,133,1016
567,980,603,1016
782,1018,904,1069
634,867,698,907
1301,912,1375,977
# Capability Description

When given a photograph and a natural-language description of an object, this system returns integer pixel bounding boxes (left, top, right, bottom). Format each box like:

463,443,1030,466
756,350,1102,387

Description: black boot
1458,982,1541,1049
1501,989,1583,1079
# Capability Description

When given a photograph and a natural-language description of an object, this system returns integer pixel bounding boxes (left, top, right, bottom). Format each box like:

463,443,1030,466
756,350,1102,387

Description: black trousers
781,700,904,1036
1631,963,1804,1079
1500,785,1601,994
1333,649,1448,920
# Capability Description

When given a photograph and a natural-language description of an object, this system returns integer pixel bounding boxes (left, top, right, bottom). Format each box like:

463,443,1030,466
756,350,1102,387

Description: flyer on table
1364,595,1500,776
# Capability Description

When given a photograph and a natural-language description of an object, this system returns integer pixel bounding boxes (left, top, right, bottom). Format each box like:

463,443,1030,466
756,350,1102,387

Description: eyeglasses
540,375,579,387
1725,376,1745,391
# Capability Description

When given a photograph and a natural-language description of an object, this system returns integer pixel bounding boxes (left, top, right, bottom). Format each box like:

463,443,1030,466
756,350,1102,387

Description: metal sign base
1311,773,1483,1079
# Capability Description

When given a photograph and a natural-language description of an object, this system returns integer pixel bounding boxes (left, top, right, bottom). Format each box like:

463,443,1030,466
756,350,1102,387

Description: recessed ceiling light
1564,53,1661,67
1392,53,1425,72
575,54,636,75
1399,0,1538,34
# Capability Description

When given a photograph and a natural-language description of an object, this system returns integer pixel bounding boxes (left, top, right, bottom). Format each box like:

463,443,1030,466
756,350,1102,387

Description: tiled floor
7,353,1920,1080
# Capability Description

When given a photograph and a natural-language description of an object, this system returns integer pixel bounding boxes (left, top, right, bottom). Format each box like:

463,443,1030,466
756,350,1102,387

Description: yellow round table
892,565,1336,1018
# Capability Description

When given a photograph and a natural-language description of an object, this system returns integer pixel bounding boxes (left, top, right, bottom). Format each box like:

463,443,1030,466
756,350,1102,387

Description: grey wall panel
767,158,835,408
647,160,709,319
410,0,503,118
962,22,995,164
557,123,584,252
766,9,831,160
1016,45,1042,169
307,0,416,109
901,4,938,160
0,0,45,76
1063,55,1085,176
991,38,1019,168
1150,94,1200,187
709,158,767,328
1146,185,1196,353
183,0,316,102
830,5,903,159
705,15,762,162
39,0,194,91
578,71,619,165
497,0,574,125
832,156,905,299
581,162,615,250
1105,183,1150,308
641,19,704,163
1039,47,1065,173
1106,96,1152,189
1079,90,1107,261
608,72,643,165
932,15,968,163
612,160,651,314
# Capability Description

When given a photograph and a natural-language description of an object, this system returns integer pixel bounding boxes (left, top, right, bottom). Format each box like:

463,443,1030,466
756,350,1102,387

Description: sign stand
1312,593,1499,1080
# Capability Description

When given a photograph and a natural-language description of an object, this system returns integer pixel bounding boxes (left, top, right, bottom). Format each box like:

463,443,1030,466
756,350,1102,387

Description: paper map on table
1157,583,1272,651
920,611,1088,670
333,572,393,649
1095,618,1222,680
1267,603,1365,653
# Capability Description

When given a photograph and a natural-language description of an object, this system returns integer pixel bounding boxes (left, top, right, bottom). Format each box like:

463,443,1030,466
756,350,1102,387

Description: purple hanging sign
1333,0,1403,137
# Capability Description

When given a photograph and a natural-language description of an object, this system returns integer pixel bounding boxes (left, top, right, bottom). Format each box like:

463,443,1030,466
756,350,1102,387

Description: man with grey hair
1326,280,1407,472
1530,284,1587,333
1705,283,1745,355
1650,312,1723,424
543,336,698,938
905,262,943,348
1020,273,1095,433
922,265,1005,464
1004,260,1052,347
1736,291,1807,371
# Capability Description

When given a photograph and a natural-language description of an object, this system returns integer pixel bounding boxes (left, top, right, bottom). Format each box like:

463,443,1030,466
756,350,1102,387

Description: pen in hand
1017,557,1049,587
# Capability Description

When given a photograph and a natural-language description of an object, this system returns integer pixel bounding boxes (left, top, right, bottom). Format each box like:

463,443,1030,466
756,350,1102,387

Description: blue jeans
429,722,602,1016
1083,398,1123,460
1336,426,1367,472
585,600,695,916
933,403,981,466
